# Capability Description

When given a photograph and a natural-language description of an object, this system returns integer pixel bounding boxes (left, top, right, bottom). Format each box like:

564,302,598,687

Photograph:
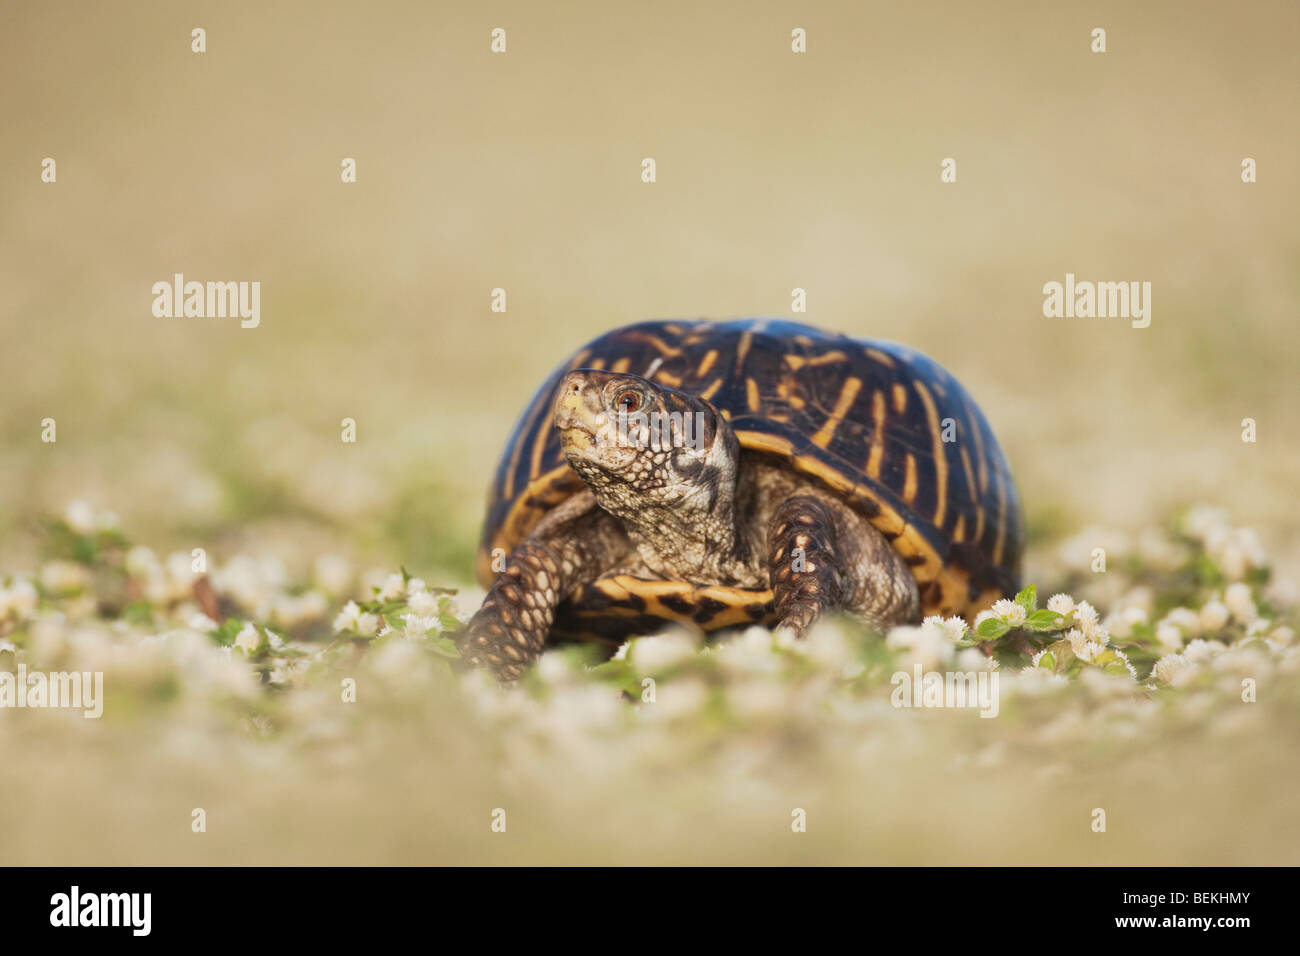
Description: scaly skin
766,493,918,634
467,369,921,682
463,493,629,682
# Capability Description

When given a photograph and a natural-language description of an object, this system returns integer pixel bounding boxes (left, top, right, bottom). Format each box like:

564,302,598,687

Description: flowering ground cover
2,501,1295,865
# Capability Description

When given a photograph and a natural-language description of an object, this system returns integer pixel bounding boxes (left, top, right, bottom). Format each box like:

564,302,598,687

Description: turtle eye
615,389,643,414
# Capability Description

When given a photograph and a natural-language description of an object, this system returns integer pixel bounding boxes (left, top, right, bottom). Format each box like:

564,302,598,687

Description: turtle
466,318,1023,682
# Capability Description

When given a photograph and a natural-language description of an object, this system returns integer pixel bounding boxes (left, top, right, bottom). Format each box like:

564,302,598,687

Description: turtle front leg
766,495,919,634
465,493,628,682
767,496,847,633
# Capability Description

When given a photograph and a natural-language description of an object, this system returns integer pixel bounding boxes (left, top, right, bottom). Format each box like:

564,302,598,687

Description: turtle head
553,369,738,514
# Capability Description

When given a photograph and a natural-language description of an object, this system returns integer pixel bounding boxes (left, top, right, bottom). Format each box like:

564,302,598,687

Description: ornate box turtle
467,319,1023,681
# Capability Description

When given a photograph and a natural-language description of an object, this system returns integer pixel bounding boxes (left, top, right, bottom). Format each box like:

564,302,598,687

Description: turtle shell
476,319,1023,640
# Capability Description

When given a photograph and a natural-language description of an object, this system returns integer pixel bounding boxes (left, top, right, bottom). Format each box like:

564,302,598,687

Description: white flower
1183,639,1225,664
940,616,968,644
1073,601,1099,629
333,600,362,633
990,599,1025,626
1164,607,1200,636
955,647,995,671
1066,628,1098,659
1078,640,1106,662
378,574,406,600
405,577,428,595
188,612,219,632
39,560,90,594
64,500,97,534
1105,607,1146,640
1155,622,1184,651
1151,652,1197,686
1199,600,1230,632
234,623,261,654
401,613,439,637
355,612,380,637
1183,505,1229,541
1046,593,1075,615
630,632,698,675
1223,583,1257,624
886,622,954,669
408,589,440,617
0,578,38,620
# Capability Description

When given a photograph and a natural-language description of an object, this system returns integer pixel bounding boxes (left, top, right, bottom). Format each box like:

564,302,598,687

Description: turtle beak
554,371,612,451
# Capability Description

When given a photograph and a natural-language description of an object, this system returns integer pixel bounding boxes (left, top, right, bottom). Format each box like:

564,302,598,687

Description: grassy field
1,0,1297,864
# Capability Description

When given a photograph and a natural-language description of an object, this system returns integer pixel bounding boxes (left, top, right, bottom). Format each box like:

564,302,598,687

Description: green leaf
1014,585,1037,613
1037,651,1056,670
212,619,244,646
976,617,1011,640
1025,608,1065,631
427,636,460,659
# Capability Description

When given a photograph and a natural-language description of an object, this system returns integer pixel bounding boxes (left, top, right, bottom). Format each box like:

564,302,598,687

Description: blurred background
2,0,1297,586
0,0,1297,865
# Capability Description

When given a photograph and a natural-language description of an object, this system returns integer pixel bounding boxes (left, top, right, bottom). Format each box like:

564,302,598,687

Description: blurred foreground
1,502,1296,865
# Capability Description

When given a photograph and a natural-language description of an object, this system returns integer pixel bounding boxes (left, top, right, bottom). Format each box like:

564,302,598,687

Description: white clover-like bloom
64,500,96,534
164,550,198,595
401,613,439,637
955,647,994,672
1155,622,1185,651
990,599,1021,623
1066,628,1106,661
886,621,954,670
1182,638,1226,664
1183,505,1229,541
39,560,91,594
378,573,406,600
1079,640,1107,662
1073,601,1099,629
535,650,574,685
188,612,219,632
333,600,362,633
125,545,161,577
406,577,428,595
941,616,972,647
408,589,440,617
1109,648,1138,679
271,591,329,628
630,632,698,675
1151,652,1197,686
802,620,854,671
1164,607,1200,636
1105,607,1146,640
234,622,261,654
1199,600,1230,632
0,578,38,620
1223,582,1257,624
355,612,380,637
1046,593,1075,615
